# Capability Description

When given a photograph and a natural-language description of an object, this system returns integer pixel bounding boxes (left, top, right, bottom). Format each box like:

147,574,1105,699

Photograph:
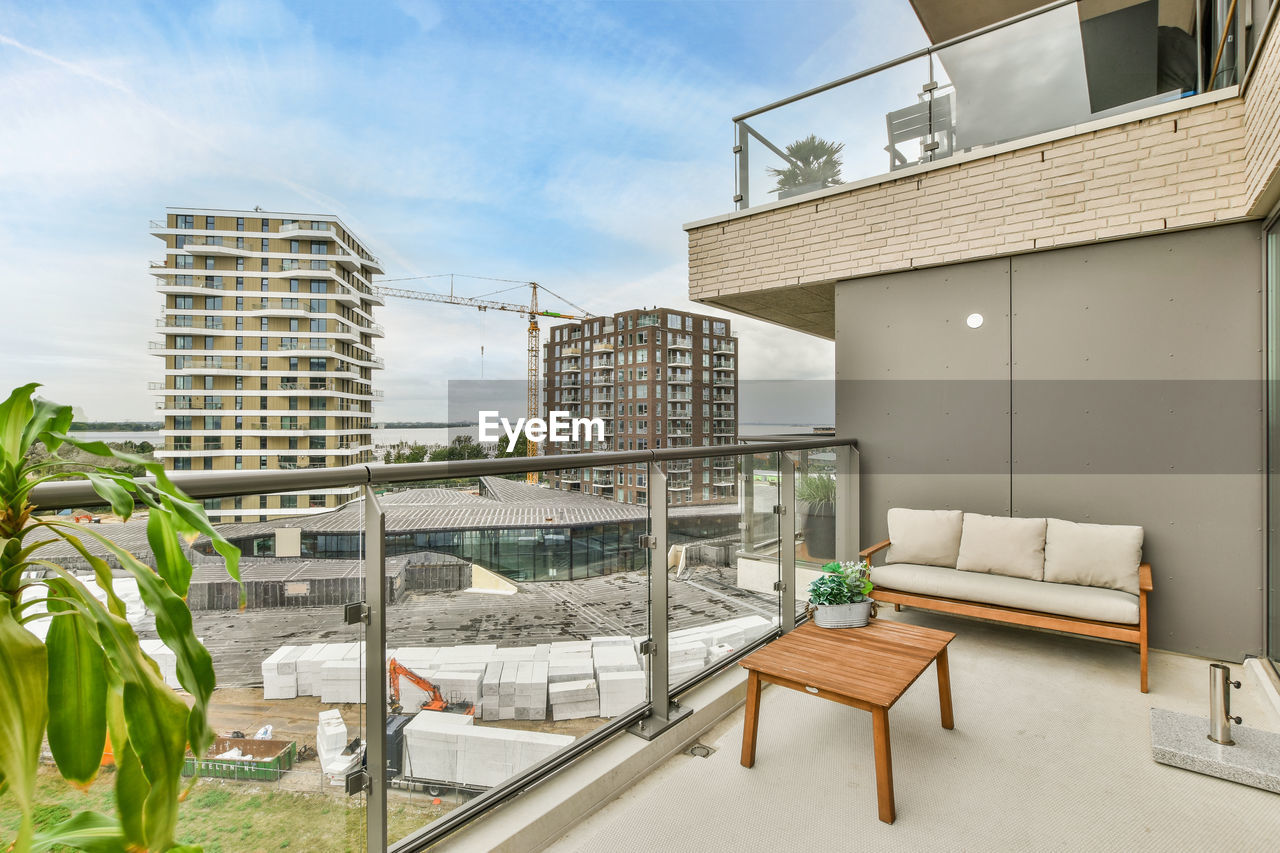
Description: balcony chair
885,90,955,171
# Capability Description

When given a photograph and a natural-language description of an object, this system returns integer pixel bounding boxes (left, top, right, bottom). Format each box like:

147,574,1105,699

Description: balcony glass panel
734,1,1218,211
666,452,778,692
384,467,650,846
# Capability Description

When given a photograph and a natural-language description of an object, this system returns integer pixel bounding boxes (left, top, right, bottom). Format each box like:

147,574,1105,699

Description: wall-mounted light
966,313,984,329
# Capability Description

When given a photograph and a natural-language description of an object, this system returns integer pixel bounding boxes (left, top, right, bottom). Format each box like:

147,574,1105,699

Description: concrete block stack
548,641,594,685
401,710,474,784
261,645,305,699
294,644,328,696
597,670,646,717
498,661,517,720
454,727,573,788
591,640,641,677
514,661,549,720
668,640,710,682
549,679,599,720
432,670,484,707
481,662,503,721
320,643,365,704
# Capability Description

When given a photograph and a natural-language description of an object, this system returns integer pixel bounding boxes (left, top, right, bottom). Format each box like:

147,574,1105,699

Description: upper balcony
686,0,1263,339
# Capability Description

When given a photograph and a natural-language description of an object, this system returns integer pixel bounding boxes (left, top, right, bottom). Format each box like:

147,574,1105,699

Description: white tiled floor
549,610,1280,852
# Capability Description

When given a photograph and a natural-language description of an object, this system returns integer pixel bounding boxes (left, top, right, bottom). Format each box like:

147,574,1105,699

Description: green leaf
46,594,108,787
30,810,128,853
147,508,193,598
0,382,39,463
39,524,128,619
86,471,136,521
0,596,50,851
22,395,74,458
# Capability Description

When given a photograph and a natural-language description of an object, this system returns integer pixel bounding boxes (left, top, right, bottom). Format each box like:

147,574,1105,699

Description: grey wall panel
835,257,1012,552
1011,223,1264,660
1010,474,1262,657
835,223,1264,660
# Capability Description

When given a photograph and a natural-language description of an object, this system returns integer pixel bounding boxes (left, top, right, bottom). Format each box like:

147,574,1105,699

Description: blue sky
0,0,926,420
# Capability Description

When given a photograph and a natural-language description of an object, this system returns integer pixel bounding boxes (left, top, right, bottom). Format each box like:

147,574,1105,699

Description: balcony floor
548,610,1280,851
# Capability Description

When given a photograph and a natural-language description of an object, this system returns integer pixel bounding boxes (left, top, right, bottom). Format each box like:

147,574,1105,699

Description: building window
177,215,194,229
175,255,193,269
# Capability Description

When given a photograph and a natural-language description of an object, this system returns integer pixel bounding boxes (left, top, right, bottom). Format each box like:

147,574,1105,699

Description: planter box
182,737,297,782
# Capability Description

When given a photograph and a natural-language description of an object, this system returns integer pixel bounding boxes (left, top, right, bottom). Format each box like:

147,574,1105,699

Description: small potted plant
808,559,875,628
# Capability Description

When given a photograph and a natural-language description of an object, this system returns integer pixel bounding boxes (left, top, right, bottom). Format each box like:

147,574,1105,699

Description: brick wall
1245,21,1280,215
688,97,1254,304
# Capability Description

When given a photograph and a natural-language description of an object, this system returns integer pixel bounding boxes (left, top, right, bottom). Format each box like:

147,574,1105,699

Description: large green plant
767,134,845,196
0,384,241,852
796,473,837,507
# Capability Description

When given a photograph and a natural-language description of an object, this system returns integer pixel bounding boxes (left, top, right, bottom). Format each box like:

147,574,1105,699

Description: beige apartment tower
542,308,738,506
150,208,384,521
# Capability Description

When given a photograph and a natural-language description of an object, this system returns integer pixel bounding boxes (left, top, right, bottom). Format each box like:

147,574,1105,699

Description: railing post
735,121,750,210
364,485,387,853
779,452,797,633
834,444,860,562
629,461,691,740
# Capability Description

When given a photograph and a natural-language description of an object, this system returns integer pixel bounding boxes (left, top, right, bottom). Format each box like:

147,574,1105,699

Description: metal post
735,121,750,210
834,444,860,562
779,452,798,632
1208,663,1242,745
742,451,756,551
629,462,691,740
364,485,387,853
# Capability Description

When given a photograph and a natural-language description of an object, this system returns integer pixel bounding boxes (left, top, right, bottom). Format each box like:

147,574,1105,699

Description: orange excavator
387,658,476,716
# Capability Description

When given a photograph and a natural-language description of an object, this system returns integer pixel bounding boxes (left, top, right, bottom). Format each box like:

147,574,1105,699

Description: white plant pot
812,599,872,629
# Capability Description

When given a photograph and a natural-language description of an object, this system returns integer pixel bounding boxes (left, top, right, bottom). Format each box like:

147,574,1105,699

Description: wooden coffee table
738,618,956,824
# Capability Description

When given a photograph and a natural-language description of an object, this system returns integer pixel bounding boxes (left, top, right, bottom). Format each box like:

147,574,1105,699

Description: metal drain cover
687,743,716,758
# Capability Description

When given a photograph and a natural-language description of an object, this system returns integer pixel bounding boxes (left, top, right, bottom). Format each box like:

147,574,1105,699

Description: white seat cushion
1044,518,1144,595
871,562,1139,625
885,508,963,568
956,513,1047,581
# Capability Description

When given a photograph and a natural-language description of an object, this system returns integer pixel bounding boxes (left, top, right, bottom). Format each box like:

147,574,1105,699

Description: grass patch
0,767,446,852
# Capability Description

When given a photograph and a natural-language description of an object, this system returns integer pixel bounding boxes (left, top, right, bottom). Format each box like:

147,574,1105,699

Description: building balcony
29,432,1279,852
667,338,692,350
668,355,692,367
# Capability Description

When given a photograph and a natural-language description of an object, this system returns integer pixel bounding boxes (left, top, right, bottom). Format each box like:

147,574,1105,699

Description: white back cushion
956,514,1047,580
1044,518,1143,595
885,508,963,568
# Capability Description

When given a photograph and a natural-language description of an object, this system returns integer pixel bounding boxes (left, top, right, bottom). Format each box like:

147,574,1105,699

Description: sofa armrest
1138,563,1153,592
860,538,892,561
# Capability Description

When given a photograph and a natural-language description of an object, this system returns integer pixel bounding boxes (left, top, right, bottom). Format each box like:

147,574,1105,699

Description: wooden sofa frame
859,539,1153,693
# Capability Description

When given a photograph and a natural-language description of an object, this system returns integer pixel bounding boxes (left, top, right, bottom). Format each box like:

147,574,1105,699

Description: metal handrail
731,0,1077,122
28,436,855,510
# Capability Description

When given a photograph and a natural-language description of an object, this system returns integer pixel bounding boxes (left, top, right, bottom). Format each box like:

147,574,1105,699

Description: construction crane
387,658,476,716
375,277,594,483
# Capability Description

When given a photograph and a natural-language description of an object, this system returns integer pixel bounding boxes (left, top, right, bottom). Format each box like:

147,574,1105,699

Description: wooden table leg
740,669,762,768
871,707,895,824
936,647,954,730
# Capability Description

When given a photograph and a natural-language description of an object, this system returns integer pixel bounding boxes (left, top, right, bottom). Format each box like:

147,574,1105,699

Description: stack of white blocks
549,679,599,720
320,642,365,704
548,641,594,685
402,710,573,788
591,638,644,718
401,710,474,784
139,639,180,689
295,644,329,696
259,614,776,718
316,709,361,785
261,645,306,699
514,661,549,720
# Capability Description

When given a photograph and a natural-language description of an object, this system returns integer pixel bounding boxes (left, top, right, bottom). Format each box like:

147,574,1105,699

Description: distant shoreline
375,421,477,428
70,422,162,431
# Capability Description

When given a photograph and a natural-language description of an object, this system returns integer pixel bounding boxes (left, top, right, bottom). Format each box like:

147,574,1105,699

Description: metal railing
29,435,858,852
732,0,1242,210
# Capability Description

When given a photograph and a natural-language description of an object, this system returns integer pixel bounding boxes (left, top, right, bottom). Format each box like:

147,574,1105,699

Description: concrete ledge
433,666,749,852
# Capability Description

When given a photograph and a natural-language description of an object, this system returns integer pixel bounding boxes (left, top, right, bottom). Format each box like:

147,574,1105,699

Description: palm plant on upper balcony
768,134,845,199
0,383,241,852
